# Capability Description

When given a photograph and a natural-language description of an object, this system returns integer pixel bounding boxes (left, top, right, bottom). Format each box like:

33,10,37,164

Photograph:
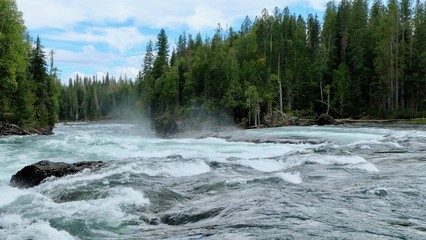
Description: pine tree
347,0,370,113
410,0,426,111
333,63,351,115
152,29,169,79
142,40,154,76
30,36,51,126
399,0,412,110
240,16,252,36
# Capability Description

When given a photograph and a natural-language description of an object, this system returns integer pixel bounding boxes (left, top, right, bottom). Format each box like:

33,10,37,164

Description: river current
0,122,425,239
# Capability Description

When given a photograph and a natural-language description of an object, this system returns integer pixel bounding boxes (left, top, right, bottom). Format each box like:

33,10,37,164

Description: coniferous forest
2,0,426,134
133,0,426,133
0,0,60,133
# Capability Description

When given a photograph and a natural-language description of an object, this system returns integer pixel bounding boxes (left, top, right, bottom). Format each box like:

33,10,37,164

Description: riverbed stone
10,160,104,188
0,122,54,136
31,126,54,135
317,114,337,126
0,122,31,136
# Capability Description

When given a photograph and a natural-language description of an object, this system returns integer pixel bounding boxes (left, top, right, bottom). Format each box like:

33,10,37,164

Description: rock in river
317,114,337,126
0,122,31,136
10,160,104,188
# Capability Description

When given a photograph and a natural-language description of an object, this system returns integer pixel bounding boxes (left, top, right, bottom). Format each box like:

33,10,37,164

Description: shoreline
0,122,53,137
2,117,425,137
336,118,426,125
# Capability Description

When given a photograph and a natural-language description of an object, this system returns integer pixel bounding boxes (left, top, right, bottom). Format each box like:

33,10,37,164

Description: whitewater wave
275,172,303,184
234,154,378,173
0,214,76,240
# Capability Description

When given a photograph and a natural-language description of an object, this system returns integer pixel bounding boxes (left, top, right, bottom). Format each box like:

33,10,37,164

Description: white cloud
305,0,329,11
185,5,227,31
15,0,328,83
114,66,140,80
70,71,86,80
55,45,120,65
95,72,107,80
49,27,150,53
54,45,122,81
124,55,144,68
56,45,143,81
16,0,327,31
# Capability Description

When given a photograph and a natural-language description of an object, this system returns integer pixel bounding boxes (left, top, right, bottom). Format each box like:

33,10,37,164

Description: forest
2,0,426,134
133,0,426,132
0,0,59,133
58,74,138,121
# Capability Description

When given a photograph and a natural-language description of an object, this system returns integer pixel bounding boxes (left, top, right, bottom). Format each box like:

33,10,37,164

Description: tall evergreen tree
30,36,51,126
347,0,370,113
152,29,169,79
142,40,154,76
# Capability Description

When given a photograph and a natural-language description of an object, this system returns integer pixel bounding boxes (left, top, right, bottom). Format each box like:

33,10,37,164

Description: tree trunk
278,55,283,113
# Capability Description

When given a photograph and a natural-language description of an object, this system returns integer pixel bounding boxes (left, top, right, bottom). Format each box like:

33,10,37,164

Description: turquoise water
1,123,425,239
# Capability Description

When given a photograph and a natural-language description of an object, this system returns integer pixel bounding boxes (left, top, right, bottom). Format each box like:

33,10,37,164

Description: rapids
0,122,425,239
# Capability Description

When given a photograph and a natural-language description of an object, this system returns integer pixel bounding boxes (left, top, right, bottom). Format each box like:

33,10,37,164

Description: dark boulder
0,122,54,136
317,114,337,126
160,207,224,226
10,160,104,188
263,112,316,127
0,122,31,136
31,126,54,135
264,112,287,127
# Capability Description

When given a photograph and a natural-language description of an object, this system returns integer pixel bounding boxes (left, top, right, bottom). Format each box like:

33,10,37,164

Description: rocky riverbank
0,122,53,136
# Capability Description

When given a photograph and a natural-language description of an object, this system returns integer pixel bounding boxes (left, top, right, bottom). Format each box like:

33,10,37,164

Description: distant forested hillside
58,74,138,121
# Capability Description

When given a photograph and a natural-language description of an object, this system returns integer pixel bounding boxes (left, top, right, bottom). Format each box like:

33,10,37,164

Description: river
0,122,425,239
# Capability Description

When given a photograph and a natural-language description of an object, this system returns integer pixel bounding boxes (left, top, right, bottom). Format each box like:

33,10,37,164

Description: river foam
1,123,425,239
0,214,77,240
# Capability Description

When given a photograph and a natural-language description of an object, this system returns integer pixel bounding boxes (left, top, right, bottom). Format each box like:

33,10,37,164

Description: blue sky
15,0,326,83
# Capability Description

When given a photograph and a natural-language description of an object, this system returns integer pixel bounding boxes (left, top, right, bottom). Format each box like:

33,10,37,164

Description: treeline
59,75,138,121
136,0,426,132
0,0,59,132
5,0,426,133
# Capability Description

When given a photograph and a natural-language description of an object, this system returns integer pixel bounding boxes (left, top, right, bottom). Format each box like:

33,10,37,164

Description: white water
1,123,426,239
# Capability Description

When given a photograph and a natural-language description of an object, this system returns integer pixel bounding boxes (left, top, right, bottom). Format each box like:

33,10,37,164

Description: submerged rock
10,160,104,189
0,122,31,136
317,114,337,126
161,207,224,226
139,215,160,225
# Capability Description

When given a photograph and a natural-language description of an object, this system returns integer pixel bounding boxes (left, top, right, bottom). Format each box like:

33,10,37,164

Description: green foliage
0,0,28,122
59,75,138,121
401,118,426,124
134,1,426,131
0,0,59,131
4,0,426,134
152,29,169,79
332,63,351,115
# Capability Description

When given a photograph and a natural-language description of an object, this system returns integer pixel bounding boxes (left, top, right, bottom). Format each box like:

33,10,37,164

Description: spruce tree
30,36,50,126
152,29,169,79
142,40,154,76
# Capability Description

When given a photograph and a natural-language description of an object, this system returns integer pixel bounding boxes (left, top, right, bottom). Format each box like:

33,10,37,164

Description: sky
15,0,327,83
